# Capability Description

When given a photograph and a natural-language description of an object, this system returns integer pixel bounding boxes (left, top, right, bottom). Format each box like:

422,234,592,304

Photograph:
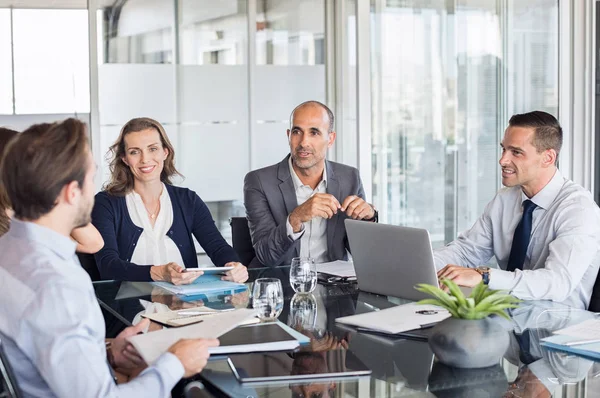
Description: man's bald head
289,101,334,133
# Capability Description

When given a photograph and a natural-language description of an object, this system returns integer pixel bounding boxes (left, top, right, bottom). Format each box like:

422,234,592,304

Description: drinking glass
290,257,317,294
252,278,284,321
288,292,318,331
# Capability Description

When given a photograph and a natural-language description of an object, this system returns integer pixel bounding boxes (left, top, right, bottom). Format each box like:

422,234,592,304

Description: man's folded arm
244,172,298,266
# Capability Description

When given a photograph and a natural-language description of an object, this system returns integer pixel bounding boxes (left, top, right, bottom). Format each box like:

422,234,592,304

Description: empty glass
252,278,284,321
290,257,317,294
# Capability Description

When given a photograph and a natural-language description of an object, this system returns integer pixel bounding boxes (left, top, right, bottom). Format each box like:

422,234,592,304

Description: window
370,0,559,247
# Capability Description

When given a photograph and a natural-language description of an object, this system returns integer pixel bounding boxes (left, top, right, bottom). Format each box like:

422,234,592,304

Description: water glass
252,278,284,321
288,293,318,331
290,257,317,294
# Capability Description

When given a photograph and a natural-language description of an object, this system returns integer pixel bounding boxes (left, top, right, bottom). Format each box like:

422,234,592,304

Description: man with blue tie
435,111,600,309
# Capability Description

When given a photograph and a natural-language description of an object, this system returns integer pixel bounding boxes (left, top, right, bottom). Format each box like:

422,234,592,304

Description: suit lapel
277,155,298,217
326,160,340,253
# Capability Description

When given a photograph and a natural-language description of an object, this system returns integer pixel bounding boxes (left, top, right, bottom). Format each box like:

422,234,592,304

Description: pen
176,310,217,316
562,338,600,346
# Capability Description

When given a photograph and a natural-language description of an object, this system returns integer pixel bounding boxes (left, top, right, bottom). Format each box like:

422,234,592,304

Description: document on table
128,308,257,364
553,319,600,339
335,302,450,334
316,260,356,278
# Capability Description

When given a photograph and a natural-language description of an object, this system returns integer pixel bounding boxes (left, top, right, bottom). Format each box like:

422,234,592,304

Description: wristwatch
364,205,379,223
476,266,491,285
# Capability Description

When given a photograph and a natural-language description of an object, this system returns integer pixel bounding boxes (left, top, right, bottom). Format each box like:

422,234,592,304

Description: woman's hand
222,262,249,283
150,262,203,285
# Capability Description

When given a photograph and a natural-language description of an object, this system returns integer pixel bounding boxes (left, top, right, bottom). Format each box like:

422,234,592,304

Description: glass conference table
93,266,600,398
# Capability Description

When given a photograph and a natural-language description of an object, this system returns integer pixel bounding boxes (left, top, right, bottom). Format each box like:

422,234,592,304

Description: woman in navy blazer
92,117,248,284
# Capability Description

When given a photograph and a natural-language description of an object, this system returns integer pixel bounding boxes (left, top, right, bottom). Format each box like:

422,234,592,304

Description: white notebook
336,302,450,334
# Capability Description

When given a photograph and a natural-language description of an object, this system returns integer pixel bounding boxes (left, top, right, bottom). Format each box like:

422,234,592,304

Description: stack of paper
336,302,450,334
151,274,246,296
142,307,259,327
128,308,258,364
541,318,600,360
316,260,356,278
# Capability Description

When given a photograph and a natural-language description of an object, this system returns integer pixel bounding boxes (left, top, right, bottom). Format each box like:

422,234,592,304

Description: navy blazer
92,184,239,281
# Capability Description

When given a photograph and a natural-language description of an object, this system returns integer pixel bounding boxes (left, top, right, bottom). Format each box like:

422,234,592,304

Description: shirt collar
7,219,77,260
288,156,328,191
521,168,566,210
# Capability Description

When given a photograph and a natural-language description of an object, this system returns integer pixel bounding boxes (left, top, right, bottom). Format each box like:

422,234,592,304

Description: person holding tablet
92,117,247,284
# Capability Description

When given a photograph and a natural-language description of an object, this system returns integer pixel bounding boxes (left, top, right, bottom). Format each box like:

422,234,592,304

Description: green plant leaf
415,284,459,311
441,279,467,307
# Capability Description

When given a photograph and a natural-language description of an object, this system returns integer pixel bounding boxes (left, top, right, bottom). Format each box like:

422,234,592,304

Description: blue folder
152,274,246,296
541,335,600,361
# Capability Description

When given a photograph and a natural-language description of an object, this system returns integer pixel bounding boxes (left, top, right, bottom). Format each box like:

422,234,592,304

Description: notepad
127,308,258,364
335,302,450,335
316,260,356,278
151,274,246,296
540,318,600,360
141,307,259,327
210,322,310,355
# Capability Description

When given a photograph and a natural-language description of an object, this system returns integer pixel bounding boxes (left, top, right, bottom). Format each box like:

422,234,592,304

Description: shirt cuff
488,268,518,291
147,351,185,385
286,216,305,240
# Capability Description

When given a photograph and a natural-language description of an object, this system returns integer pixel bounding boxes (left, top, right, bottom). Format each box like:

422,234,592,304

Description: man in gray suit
244,101,377,267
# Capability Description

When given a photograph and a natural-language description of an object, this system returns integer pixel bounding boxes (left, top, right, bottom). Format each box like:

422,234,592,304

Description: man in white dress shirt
0,119,218,397
435,111,600,309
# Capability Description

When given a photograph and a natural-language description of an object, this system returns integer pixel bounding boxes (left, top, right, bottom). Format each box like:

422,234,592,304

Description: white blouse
126,184,186,268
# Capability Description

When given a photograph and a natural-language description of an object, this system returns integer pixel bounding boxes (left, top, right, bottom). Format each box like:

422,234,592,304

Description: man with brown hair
435,111,600,309
0,119,219,397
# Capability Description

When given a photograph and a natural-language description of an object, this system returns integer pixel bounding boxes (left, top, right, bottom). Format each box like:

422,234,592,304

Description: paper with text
128,308,257,364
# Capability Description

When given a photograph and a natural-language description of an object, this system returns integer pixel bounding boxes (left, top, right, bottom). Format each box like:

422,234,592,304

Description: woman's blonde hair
104,117,181,196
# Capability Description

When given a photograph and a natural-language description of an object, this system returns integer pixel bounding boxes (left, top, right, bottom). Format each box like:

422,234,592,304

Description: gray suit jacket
243,155,366,267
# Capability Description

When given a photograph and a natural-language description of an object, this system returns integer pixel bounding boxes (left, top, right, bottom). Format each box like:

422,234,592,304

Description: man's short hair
508,111,562,157
289,101,335,133
0,118,89,220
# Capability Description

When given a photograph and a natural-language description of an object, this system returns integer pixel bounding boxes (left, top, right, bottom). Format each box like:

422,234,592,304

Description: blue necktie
507,200,537,272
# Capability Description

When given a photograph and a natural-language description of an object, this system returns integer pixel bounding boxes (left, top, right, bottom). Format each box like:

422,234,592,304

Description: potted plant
415,279,521,368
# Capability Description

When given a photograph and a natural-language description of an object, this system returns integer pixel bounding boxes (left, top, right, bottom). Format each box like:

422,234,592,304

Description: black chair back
589,273,600,312
77,252,101,281
0,339,22,398
229,217,263,268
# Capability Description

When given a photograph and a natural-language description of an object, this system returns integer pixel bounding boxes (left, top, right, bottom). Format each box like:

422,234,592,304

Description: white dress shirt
434,169,600,309
285,157,329,263
0,219,184,397
126,184,186,267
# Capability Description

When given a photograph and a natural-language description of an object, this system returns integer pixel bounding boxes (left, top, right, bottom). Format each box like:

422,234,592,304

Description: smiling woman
91,117,248,285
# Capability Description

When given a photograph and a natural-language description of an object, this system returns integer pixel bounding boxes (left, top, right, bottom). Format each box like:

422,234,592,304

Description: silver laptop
345,219,439,301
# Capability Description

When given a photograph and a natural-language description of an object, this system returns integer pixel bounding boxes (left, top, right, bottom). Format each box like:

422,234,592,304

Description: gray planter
428,317,509,368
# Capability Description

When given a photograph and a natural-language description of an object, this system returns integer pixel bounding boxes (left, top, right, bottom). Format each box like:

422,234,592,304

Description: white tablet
182,266,234,274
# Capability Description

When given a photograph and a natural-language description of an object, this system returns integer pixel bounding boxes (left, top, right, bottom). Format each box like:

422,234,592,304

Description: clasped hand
289,193,374,232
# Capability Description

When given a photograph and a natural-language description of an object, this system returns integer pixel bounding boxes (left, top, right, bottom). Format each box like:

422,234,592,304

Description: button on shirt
0,219,184,397
434,169,600,309
286,157,329,263
126,183,186,267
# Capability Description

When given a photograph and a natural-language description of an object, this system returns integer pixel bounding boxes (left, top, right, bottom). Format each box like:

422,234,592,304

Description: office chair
229,217,263,268
77,252,101,281
588,272,600,312
0,339,22,398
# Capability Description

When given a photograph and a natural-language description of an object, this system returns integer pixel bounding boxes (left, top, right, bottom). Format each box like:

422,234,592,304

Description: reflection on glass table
93,266,600,397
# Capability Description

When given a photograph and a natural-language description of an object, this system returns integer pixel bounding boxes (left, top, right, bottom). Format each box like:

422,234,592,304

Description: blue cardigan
92,184,240,281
